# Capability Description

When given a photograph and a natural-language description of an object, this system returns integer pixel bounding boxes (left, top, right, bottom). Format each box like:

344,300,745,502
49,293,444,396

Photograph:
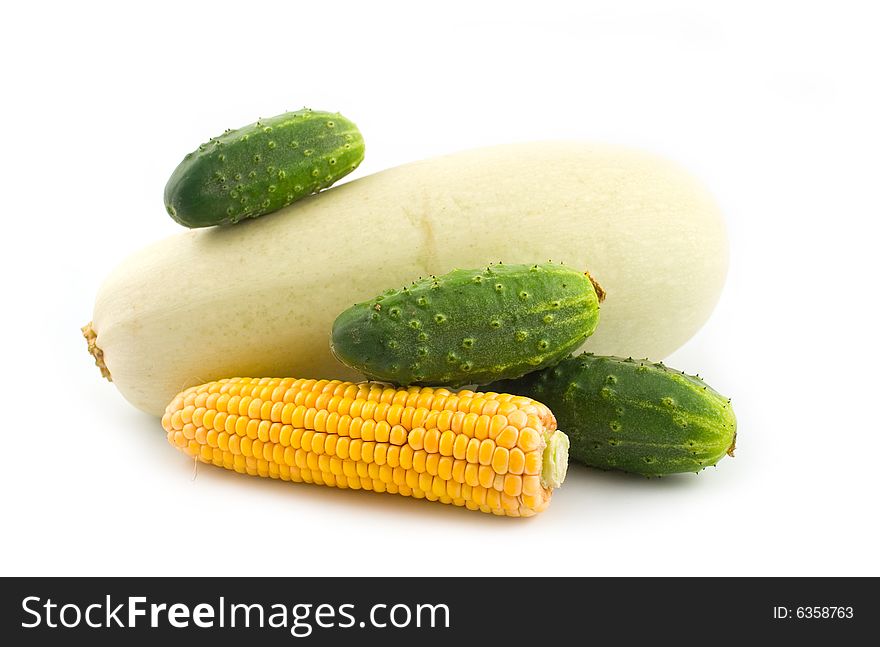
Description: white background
2,0,878,577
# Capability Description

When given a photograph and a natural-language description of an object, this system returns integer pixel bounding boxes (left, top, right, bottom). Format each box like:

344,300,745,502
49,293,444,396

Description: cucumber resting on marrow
164,108,364,228
331,263,604,387
488,353,736,476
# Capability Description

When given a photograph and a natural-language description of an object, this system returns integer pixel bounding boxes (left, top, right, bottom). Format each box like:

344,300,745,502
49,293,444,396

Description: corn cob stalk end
542,429,569,489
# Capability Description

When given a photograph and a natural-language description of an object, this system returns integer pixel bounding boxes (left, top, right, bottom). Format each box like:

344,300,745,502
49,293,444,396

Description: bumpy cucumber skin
164,109,364,228
331,263,602,387
488,353,736,476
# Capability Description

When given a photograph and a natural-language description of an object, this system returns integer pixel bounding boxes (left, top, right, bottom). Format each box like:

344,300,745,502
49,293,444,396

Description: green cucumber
331,263,603,387
164,108,364,228
487,353,736,476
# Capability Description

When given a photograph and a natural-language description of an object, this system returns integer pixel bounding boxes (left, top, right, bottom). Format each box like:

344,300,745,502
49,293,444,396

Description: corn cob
162,377,570,517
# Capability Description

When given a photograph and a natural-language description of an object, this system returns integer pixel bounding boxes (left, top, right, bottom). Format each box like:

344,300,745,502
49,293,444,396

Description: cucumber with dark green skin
164,109,364,228
487,353,736,476
331,263,603,387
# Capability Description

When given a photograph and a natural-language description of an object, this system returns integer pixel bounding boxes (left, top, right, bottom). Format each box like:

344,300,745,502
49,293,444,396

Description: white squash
85,142,728,416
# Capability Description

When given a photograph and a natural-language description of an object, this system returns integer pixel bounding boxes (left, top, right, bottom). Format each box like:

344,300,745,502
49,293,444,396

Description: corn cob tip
542,430,569,489
82,322,112,381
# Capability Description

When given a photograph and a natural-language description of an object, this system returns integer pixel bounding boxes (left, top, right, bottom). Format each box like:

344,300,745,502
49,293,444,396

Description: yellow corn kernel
313,409,329,432
162,377,566,518
507,447,525,474
335,436,350,460
412,449,427,473
360,441,376,463
399,445,414,470
492,446,509,475
495,425,519,450
465,437,481,463
478,465,495,489
423,428,441,453
374,421,391,443
269,401,284,423
474,415,490,440
408,427,425,450
517,427,542,452
389,425,407,445
451,459,466,484
464,463,480,487
399,405,414,429
449,410,465,434
452,433,468,459
503,474,522,497
524,450,543,475
348,438,363,462
310,432,327,455
348,417,363,439
300,430,314,453
303,407,318,430
506,409,528,429
461,412,478,437
437,456,453,481
291,404,306,428
438,430,456,456
478,439,495,465
386,404,403,426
